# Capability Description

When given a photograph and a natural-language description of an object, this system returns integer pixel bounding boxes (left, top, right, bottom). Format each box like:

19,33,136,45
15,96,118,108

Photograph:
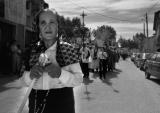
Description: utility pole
144,21,146,37
142,18,146,37
146,13,149,38
80,11,87,48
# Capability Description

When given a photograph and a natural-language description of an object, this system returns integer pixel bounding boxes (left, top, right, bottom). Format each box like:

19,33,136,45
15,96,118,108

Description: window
150,54,157,61
146,53,153,59
26,0,30,10
0,0,4,17
156,53,160,62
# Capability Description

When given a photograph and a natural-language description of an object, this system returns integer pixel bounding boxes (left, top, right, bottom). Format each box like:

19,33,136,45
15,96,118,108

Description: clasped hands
30,52,61,80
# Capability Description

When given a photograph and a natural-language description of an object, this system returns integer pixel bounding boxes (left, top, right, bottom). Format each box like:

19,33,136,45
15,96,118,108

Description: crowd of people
0,8,123,113
0,40,23,76
78,43,120,80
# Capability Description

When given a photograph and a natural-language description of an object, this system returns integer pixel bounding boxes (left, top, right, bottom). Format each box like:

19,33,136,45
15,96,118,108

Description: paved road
0,59,160,113
75,59,160,113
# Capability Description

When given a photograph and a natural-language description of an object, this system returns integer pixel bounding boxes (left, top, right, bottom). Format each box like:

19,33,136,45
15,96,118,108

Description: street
1,58,160,113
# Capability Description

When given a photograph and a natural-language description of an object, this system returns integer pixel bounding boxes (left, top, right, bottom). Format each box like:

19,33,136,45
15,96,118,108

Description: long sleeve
20,71,32,87
20,41,83,89
20,62,83,89
59,62,83,87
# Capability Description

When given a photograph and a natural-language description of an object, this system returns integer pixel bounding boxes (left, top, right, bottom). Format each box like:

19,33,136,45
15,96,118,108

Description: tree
72,17,81,28
72,17,82,37
133,33,146,52
117,37,138,49
51,13,90,43
58,15,82,41
95,25,116,40
94,25,116,47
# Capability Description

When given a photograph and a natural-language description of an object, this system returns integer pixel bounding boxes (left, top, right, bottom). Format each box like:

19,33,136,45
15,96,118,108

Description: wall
143,36,157,53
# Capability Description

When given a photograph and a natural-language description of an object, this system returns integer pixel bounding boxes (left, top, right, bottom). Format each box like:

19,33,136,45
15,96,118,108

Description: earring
39,33,42,40
56,33,59,37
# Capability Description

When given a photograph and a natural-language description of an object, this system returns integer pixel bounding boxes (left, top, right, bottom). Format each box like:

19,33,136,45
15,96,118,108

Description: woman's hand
45,63,61,78
30,65,44,80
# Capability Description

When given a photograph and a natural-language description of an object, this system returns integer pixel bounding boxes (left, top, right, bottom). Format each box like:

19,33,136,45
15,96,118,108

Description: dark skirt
29,87,75,113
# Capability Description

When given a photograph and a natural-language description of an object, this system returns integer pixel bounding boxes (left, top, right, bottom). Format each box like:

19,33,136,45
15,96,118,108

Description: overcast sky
45,0,160,40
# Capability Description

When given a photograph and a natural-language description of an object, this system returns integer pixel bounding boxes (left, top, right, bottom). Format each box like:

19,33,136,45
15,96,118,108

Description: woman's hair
33,8,62,56
33,8,59,38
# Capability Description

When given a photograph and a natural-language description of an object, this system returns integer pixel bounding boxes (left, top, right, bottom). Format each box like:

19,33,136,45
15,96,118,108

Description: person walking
16,44,22,77
80,44,90,78
10,40,22,76
97,47,108,80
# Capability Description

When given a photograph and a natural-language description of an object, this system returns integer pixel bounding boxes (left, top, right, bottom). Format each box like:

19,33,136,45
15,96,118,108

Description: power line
67,0,141,23
147,0,160,14
134,0,160,22
140,0,160,36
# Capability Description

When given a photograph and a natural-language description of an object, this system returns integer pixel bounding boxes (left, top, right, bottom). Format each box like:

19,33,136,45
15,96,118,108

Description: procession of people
79,42,120,80
1,7,121,113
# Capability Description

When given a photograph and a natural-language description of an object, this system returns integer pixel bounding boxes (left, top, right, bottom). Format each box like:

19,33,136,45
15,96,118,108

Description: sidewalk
0,73,100,113
0,74,28,113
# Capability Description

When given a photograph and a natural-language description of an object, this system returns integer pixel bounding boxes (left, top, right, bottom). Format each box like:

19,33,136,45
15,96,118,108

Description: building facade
143,35,157,52
142,10,160,53
0,0,46,49
0,0,46,74
153,10,160,51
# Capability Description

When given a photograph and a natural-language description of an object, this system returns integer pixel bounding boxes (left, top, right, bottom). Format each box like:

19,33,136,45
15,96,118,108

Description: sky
44,0,160,40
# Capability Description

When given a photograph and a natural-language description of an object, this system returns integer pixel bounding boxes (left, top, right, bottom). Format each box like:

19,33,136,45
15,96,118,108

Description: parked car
131,53,136,62
139,53,153,71
144,52,160,79
134,53,143,68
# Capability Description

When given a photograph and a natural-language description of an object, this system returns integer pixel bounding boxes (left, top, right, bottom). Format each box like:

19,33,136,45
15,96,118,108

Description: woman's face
39,11,58,42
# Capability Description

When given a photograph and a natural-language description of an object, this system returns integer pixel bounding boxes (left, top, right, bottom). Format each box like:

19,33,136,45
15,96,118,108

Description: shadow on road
149,78,160,85
82,78,94,101
82,84,95,101
0,75,21,93
102,68,122,93
92,72,100,79
83,78,94,85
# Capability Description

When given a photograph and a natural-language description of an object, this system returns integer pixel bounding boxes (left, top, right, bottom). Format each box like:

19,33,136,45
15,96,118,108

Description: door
148,54,157,75
153,53,160,77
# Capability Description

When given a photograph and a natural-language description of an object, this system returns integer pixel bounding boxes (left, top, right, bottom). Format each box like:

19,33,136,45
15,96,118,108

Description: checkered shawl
28,41,79,69
56,42,80,67
20,41,80,76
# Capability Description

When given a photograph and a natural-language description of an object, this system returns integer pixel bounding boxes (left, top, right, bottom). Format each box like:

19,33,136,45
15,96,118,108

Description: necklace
34,90,50,113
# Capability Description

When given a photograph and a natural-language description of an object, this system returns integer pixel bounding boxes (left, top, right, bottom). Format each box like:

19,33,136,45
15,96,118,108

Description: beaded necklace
33,39,61,113
34,90,50,113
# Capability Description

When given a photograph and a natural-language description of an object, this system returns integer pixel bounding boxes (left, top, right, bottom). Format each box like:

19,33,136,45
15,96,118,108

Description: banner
5,0,26,25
